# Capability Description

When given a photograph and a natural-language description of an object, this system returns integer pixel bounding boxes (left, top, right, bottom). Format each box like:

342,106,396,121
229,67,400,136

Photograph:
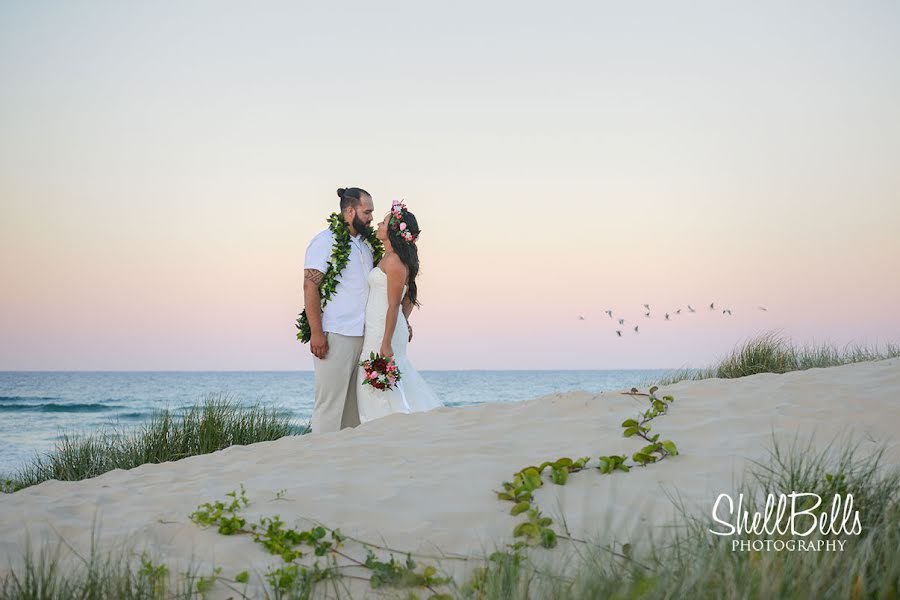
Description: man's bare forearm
303,270,325,335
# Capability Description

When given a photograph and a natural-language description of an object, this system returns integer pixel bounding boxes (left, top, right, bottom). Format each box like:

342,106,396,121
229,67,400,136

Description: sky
1,1,898,370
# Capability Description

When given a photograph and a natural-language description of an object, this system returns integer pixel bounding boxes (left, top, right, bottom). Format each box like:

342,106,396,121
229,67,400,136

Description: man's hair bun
336,188,346,198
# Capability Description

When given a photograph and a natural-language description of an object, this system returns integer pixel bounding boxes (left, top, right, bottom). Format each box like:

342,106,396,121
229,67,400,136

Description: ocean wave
115,412,147,420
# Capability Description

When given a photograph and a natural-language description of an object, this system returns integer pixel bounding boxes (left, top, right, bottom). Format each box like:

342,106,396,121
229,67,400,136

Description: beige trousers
311,332,363,433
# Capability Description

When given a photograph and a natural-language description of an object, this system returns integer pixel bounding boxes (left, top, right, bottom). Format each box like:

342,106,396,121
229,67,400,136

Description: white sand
1,358,899,598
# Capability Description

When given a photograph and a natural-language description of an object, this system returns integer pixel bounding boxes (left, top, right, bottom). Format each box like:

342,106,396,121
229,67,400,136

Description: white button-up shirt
303,229,373,337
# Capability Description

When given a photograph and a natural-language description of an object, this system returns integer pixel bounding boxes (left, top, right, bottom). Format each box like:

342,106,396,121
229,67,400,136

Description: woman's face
376,213,390,242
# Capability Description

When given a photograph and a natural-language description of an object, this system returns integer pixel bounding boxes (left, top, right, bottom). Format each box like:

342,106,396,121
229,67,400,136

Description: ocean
0,370,671,477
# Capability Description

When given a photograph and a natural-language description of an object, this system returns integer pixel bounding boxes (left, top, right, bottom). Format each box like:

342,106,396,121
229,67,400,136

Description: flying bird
688,305,696,313
665,313,671,321
644,312,651,318
605,310,613,318
758,306,768,311
723,309,732,316
709,303,715,310
643,304,650,311
675,309,682,315
634,325,639,333
578,315,585,320
618,318,625,325
616,330,622,337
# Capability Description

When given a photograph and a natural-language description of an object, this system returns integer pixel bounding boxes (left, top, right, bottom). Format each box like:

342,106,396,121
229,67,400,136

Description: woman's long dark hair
389,210,421,307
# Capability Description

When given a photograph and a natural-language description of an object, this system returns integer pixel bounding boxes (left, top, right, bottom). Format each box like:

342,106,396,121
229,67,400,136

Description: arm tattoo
304,269,324,286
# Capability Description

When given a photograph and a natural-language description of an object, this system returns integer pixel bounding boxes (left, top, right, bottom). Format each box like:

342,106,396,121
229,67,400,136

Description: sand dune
2,358,898,598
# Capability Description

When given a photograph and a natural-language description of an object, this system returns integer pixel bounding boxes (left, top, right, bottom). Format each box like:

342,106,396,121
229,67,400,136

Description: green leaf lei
295,213,384,343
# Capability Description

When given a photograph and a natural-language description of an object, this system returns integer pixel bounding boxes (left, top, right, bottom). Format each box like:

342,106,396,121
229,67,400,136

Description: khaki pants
312,332,363,433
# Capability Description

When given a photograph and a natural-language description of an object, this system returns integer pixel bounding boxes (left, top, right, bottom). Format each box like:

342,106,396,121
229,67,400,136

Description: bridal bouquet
360,352,402,391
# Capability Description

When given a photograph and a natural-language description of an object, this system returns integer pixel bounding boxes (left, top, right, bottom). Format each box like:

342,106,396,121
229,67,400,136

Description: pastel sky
1,1,898,370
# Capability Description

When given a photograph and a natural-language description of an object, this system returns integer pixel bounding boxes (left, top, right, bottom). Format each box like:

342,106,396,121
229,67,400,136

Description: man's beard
352,215,372,237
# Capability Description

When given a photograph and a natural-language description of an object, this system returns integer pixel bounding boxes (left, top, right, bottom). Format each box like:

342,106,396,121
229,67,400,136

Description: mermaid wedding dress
356,267,442,423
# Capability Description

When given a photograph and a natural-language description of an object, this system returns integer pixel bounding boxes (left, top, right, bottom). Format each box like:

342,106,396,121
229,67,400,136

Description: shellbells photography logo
709,491,863,552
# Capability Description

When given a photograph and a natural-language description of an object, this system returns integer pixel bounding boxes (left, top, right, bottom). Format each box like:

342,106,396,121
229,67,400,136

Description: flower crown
389,200,418,244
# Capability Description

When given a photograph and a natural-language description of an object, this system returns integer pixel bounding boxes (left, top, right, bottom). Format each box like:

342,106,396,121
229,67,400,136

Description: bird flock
578,303,769,337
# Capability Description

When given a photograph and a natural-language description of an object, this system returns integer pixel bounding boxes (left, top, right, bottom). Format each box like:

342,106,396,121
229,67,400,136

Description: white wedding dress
356,267,442,423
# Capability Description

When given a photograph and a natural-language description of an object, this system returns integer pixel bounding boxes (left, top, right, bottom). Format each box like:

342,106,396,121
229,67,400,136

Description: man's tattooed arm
304,269,325,286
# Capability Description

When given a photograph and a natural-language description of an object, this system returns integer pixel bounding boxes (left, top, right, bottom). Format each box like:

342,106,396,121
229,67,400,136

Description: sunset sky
1,1,898,370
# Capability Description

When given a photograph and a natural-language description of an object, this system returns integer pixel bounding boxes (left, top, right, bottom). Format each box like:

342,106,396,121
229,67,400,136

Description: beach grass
0,540,201,600
655,330,900,386
459,437,900,600
3,393,306,492
4,438,896,599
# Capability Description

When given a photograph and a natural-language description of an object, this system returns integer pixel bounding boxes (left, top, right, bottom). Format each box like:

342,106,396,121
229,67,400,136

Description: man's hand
310,331,329,359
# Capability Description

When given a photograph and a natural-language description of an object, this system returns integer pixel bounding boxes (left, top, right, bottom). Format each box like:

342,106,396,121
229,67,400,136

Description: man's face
350,195,375,236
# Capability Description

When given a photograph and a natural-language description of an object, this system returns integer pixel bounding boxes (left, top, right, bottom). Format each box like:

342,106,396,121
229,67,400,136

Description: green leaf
662,440,679,456
621,419,639,428
623,427,639,438
423,565,437,578
513,522,539,538
235,571,249,584
649,386,659,395
551,467,568,485
514,490,533,502
632,452,651,464
554,457,573,468
522,468,543,490
511,501,530,516
497,492,514,501
540,528,558,548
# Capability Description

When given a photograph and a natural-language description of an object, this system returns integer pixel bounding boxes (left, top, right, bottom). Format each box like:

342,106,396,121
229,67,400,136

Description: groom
303,187,376,433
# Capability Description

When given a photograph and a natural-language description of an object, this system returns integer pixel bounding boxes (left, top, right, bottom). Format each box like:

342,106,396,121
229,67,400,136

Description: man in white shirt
303,188,375,433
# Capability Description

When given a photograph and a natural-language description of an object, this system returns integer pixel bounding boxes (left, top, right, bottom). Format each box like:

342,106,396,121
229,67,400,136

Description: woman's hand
380,341,394,358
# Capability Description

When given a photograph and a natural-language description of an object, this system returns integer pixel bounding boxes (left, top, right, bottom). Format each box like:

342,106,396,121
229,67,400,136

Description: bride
356,201,443,423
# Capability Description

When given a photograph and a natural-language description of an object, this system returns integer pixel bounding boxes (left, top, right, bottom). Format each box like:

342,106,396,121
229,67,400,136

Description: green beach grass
2,393,306,493
655,331,900,386
459,439,900,600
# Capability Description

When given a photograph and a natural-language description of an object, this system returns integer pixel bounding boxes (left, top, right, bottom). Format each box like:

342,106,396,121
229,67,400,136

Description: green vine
189,489,447,598
295,213,384,343
186,387,679,598
496,387,679,555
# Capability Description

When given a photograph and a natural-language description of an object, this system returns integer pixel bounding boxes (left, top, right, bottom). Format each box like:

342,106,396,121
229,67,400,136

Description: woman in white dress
356,201,443,423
